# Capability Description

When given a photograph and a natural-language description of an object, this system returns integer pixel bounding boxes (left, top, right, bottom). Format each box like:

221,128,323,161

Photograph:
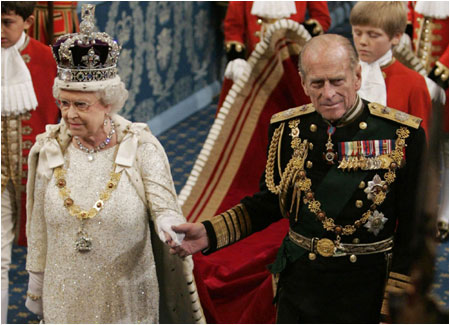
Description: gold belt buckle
316,238,335,257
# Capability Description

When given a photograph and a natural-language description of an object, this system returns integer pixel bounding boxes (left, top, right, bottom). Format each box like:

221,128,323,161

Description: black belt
288,228,394,258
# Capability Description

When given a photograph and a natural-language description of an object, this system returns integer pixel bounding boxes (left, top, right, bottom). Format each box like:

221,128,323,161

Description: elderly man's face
300,47,361,122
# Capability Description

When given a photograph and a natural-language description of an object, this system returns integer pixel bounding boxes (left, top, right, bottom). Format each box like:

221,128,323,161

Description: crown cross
80,4,95,36
81,48,100,68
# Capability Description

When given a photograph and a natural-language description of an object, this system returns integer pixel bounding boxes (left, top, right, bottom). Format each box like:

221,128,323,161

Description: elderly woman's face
58,90,111,140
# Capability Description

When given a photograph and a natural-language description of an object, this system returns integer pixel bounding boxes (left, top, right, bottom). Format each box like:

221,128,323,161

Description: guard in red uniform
408,1,449,86
407,1,449,240
408,1,449,129
224,1,330,60
1,2,59,322
28,1,79,44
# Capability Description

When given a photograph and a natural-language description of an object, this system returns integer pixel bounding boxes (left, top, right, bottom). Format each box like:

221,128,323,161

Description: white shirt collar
357,49,392,106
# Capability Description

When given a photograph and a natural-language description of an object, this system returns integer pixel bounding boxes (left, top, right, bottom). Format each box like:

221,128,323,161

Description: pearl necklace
75,118,116,162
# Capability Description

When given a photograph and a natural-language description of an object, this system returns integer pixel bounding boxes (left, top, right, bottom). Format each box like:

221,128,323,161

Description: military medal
337,139,399,171
364,210,388,236
323,126,337,164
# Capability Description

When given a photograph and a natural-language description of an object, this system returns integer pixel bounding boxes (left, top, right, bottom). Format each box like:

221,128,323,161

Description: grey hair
298,34,359,78
94,82,128,114
52,77,129,114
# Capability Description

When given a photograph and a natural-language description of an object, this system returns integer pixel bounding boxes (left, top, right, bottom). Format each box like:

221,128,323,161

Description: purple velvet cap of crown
52,37,110,69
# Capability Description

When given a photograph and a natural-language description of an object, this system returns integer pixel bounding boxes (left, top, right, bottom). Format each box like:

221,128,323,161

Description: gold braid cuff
210,203,251,249
385,272,413,293
381,271,414,317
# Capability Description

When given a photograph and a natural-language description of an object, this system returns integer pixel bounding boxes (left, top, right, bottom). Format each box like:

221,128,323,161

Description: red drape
182,21,311,323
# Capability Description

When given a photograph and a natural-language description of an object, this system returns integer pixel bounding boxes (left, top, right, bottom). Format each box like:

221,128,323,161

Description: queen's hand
25,271,44,317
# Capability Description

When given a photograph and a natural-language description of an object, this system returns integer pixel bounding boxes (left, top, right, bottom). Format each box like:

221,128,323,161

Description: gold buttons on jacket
359,181,365,189
22,112,32,120
22,125,33,135
306,161,313,169
352,238,360,244
309,143,314,150
310,124,317,132
349,254,357,263
355,200,363,208
308,252,316,260
359,122,367,130
23,140,33,149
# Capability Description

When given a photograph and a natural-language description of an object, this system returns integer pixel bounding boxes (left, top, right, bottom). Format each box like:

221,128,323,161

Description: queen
24,4,204,323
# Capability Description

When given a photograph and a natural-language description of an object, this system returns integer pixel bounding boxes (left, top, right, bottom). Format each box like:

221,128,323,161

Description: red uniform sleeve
306,1,331,32
439,46,449,68
407,1,415,24
223,1,247,46
409,77,432,137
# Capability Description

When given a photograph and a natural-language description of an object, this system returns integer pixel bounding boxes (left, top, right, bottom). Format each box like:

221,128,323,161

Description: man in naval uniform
169,34,426,323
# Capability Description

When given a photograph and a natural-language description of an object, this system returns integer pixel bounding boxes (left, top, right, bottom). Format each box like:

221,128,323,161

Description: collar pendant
323,126,337,164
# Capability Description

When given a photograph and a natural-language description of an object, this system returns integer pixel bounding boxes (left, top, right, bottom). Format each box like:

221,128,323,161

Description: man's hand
167,223,209,258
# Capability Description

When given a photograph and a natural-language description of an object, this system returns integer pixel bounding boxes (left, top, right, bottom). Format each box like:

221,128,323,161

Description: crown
52,4,121,83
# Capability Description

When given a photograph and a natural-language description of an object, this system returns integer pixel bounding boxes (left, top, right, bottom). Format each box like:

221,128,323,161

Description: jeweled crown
52,4,121,83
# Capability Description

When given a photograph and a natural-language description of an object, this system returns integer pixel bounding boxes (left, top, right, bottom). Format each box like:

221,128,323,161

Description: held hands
156,213,185,245
164,223,209,258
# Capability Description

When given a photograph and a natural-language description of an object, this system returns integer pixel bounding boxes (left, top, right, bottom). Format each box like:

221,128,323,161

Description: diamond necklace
75,118,116,162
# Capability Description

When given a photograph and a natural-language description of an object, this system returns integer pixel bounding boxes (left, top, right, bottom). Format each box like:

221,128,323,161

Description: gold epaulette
270,103,315,124
368,102,422,129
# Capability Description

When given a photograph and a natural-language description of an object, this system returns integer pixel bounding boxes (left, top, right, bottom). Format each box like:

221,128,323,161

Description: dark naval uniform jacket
202,97,426,322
